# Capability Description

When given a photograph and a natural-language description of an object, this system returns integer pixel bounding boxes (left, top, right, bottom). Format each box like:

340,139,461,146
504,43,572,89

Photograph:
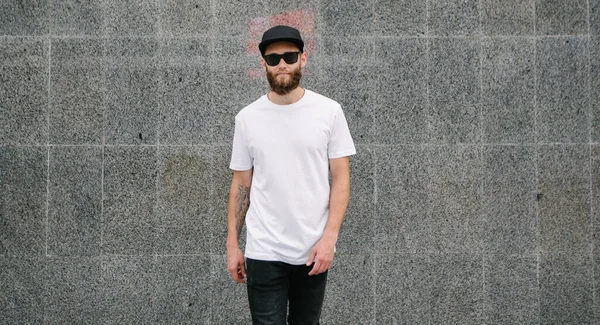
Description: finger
230,269,243,283
309,260,322,276
240,261,247,280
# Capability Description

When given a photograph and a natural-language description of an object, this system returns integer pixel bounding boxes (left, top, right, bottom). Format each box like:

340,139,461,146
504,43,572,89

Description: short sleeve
229,115,253,170
328,106,356,159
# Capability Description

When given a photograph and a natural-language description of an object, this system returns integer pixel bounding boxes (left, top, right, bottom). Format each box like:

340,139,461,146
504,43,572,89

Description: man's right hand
227,247,246,283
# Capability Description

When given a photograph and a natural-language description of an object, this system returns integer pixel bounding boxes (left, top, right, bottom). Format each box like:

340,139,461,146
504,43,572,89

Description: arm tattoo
235,184,250,239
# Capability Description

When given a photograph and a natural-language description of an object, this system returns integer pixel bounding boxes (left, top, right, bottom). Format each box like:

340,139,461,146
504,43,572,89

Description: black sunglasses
263,52,301,66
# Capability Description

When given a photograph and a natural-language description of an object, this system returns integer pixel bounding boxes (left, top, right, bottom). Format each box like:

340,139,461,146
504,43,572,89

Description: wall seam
587,0,596,315
532,0,542,322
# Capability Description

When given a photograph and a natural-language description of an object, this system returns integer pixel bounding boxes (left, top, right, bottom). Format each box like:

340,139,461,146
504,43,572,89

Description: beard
266,65,302,95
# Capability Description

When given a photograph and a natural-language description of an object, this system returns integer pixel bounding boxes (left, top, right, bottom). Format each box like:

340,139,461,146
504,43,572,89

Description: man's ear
300,52,308,68
261,57,267,71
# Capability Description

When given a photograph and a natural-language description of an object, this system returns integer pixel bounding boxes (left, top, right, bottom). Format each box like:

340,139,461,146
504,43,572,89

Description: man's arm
307,156,351,275
226,168,253,283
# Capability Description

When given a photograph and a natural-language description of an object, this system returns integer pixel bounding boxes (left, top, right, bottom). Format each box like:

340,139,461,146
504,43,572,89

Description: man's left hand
306,237,336,276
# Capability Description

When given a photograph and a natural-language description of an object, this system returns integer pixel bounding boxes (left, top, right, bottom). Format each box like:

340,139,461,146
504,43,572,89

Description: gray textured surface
481,0,534,35
0,147,47,257
536,37,589,143
484,255,539,323
535,0,588,35
429,146,483,253
375,146,430,253
321,254,374,324
0,0,48,36
483,146,537,254
373,38,428,144
45,256,102,323
429,0,479,36
52,0,104,36
102,146,157,255
2,1,600,323
482,38,535,143
375,254,431,323
538,145,590,254
540,253,594,324
157,146,214,254
429,39,481,143
105,38,159,145
430,254,484,324
0,38,48,145
0,257,45,324
48,146,102,256
50,38,104,145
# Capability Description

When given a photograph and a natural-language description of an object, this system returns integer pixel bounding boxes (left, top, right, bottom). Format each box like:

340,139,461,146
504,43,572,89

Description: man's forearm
227,171,253,248
323,175,350,241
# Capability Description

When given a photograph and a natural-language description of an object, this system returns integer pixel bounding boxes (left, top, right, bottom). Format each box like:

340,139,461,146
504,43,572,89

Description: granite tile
155,255,211,324
535,0,588,35
320,0,372,36
211,67,267,145
373,38,427,144
156,146,214,254
429,0,479,36
45,256,102,323
593,145,600,256
214,0,265,37
321,255,374,324
52,0,104,36
592,36,600,142
213,145,244,252
375,146,430,254
481,0,534,35
48,146,102,256
0,38,48,145
592,1,600,35
100,256,156,324
160,0,213,37
483,146,537,254
105,38,159,145
483,254,539,324
336,146,374,254
429,146,483,253
536,37,589,143
320,61,374,144
103,0,158,36
102,146,157,255
430,254,484,324
210,255,252,324
50,38,104,145
160,63,213,145
375,254,431,324
596,253,600,323
538,145,590,254
0,0,48,36
373,0,426,36
0,256,45,324
319,36,372,62
0,146,46,256
429,39,481,144
540,253,594,324
482,38,535,144
265,2,319,38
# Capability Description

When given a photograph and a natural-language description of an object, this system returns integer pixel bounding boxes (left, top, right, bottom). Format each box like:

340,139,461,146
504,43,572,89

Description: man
226,25,356,324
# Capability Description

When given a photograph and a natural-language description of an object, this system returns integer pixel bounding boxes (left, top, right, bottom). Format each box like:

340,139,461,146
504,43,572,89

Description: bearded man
226,25,356,325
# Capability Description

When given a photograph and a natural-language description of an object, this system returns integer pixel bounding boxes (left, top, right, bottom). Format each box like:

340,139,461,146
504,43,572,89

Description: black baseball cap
259,25,304,56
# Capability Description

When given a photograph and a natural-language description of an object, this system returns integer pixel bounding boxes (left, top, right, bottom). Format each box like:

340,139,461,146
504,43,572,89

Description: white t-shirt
229,89,356,265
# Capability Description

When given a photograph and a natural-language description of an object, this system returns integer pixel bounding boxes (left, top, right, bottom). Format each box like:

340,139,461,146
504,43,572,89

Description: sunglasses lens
264,52,299,66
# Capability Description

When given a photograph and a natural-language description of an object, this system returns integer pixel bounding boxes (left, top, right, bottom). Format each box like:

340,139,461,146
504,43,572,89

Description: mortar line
587,0,596,310
478,1,488,319
46,23,52,260
532,0,542,319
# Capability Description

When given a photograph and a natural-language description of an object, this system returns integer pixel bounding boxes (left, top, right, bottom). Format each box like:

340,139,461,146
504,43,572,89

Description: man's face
262,42,307,95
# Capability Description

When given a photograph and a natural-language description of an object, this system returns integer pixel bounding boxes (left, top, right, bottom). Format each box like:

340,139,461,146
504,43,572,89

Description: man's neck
267,87,305,105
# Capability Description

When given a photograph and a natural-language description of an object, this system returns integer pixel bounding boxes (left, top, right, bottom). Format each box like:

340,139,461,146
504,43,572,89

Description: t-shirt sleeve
229,115,253,170
328,106,356,159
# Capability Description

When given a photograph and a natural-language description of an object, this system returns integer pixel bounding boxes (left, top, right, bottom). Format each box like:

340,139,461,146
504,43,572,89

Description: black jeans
246,258,328,325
